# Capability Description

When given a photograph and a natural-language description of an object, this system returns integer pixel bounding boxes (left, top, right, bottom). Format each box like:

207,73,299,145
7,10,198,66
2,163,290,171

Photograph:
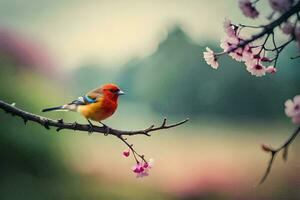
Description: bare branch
291,54,300,59
258,125,300,185
0,99,188,137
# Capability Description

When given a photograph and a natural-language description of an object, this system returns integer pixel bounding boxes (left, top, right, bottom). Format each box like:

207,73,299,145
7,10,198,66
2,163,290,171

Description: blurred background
0,0,299,199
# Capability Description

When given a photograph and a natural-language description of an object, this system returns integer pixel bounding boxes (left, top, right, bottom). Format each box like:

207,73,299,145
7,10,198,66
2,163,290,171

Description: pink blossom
242,45,260,62
132,163,144,173
269,0,294,13
285,95,300,124
223,18,236,37
295,26,300,40
239,0,259,19
281,22,294,35
229,48,244,62
122,149,130,157
295,26,300,52
266,66,277,73
220,36,239,51
245,61,266,77
145,158,154,169
220,36,241,61
131,158,154,178
203,47,219,69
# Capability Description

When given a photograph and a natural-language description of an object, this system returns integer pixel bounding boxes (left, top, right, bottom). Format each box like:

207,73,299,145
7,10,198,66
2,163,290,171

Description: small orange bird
42,83,124,129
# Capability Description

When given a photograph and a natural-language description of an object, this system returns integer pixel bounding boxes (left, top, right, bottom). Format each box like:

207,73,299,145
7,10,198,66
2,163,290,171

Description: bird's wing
68,96,86,105
84,88,103,103
68,89,103,105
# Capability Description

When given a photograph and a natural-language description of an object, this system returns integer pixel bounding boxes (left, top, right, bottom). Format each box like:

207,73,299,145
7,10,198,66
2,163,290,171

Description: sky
0,0,266,69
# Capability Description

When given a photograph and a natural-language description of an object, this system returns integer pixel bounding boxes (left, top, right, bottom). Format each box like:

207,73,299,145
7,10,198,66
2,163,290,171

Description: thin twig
117,135,147,163
291,54,300,59
258,125,300,185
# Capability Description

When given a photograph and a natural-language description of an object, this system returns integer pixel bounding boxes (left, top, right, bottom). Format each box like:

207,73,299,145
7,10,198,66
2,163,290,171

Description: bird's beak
118,90,125,95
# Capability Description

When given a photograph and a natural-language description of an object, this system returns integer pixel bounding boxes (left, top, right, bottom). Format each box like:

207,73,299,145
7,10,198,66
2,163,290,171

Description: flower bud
266,66,277,74
122,149,130,157
261,144,272,152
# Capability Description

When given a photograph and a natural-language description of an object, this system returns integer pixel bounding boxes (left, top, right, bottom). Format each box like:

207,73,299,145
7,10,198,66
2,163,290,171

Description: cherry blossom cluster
204,18,276,77
122,148,154,178
203,0,300,77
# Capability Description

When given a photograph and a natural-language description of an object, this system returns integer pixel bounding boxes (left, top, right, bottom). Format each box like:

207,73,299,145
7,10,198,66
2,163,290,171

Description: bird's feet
86,119,94,135
88,124,94,135
99,122,110,136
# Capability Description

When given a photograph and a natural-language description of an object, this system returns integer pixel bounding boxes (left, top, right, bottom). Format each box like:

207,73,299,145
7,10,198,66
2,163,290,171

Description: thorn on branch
104,128,110,136
22,117,28,125
161,117,167,127
43,120,50,130
143,125,154,136
72,122,78,129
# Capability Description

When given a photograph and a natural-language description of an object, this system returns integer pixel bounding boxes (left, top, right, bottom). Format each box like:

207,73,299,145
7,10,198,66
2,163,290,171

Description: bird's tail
42,106,65,112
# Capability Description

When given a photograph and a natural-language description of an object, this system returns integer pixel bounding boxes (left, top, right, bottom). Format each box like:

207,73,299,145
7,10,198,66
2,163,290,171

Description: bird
42,83,124,131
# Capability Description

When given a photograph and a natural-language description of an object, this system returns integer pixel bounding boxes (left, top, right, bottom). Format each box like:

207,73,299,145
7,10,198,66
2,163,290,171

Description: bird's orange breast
77,97,118,122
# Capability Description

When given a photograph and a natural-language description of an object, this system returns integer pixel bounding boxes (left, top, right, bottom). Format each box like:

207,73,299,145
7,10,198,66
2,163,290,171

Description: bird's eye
109,88,119,93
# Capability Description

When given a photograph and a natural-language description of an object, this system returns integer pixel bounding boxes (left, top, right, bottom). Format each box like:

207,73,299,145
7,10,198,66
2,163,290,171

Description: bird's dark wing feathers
68,96,86,105
68,95,97,106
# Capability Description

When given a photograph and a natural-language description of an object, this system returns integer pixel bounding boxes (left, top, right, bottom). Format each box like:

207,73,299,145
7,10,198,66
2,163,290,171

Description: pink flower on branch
132,158,154,178
122,149,130,157
266,66,277,73
269,0,294,13
285,95,300,124
220,36,239,52
281,22,295,35
239,0,259,19
245,61,266,77
203,47,219,69
242,45,260,62
223,18,237,37
229,47,244,62
295,26,300,52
